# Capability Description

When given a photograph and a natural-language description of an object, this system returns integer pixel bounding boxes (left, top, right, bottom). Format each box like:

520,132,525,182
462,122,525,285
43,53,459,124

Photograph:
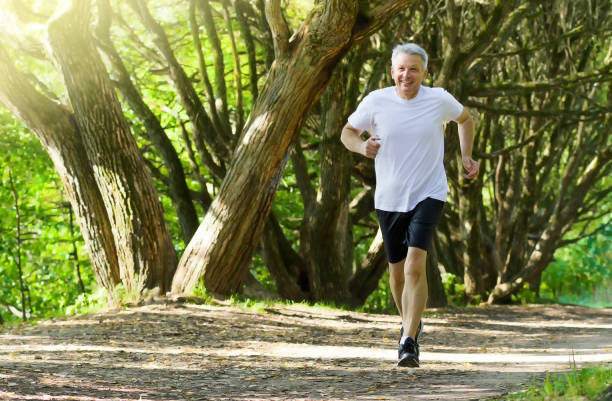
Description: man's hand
361,136,381,159
462,157,479,179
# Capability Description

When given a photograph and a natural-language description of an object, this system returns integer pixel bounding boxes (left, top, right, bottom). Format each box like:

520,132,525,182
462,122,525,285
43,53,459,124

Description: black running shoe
397,337,419,368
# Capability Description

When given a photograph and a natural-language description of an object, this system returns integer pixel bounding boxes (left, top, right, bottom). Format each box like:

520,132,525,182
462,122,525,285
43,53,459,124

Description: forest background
0,0,610,323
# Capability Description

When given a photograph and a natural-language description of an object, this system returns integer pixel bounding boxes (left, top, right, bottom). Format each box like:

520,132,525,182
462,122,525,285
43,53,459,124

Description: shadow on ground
1,303,610,400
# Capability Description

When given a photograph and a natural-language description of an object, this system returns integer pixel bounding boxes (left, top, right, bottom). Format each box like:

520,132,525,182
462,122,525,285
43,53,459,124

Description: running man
340,43,479,367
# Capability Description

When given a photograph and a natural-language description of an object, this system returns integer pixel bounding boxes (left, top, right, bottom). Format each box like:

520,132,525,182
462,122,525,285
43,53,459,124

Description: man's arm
340,123,380,159
455,109,479,179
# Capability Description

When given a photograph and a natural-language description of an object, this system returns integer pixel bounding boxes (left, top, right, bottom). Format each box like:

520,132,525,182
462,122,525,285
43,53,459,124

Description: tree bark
172,0,413,295
47,0,177,295
303,66,354,302
0,45,122,298
426,241,448,307
260,213,310,301
96,0,200,243
348,230,387,307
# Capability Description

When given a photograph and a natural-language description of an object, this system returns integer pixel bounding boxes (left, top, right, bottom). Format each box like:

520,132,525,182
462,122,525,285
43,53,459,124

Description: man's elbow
456,109,473,125
340,125,355,145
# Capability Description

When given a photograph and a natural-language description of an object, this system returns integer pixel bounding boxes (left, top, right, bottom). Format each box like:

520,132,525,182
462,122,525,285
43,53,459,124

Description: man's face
391,53,428,100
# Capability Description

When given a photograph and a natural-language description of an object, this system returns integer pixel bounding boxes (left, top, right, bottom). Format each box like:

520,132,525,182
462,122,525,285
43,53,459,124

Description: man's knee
389,260,406,278
404,248,427,279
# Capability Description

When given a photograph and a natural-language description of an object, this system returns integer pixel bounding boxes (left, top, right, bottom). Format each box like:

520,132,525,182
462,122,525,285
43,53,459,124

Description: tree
1,0,413,303
0,0,177,300
269,0,612,305
1,0,609,312
0,43,122,300
423,0,612,302
171,0,414,295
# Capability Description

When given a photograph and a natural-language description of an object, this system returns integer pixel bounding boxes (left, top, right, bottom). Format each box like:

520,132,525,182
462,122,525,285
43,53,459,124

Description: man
340,43,479,368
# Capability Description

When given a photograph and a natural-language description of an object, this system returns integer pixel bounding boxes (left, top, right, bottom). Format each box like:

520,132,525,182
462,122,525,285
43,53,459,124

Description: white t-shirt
347,85,463,212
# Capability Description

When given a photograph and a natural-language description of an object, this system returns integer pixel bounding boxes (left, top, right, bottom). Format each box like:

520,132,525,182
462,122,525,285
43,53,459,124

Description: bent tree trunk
0,45,122,299
172,0,412,295
47,1,177,294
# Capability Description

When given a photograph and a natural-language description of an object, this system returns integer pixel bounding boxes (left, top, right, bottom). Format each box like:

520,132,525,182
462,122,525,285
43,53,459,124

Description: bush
442,272,467,306
511,283,538,304
64,287,107,316
541,228,612,307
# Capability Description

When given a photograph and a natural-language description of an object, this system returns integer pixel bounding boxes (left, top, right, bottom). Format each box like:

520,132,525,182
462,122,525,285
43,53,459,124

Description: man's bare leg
402,247,428,338
389,259,405,317
388,247,428,338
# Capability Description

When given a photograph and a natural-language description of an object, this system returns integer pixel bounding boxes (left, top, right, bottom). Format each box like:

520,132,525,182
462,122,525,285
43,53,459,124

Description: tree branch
221,0,245,136
475,121,551,159
95,0,200,242
235,0,259,101
465,100,607,119
468,68,612,97
197,0,233,138
463,2,532,72
188,0,226,137
264,0,290,57
127,0,230,162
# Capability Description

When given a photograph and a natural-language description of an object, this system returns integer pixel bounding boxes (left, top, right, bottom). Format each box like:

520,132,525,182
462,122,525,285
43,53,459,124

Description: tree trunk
95,1,200,243
426,241,447,308
0,45,122,299
172,0,413,295
461,183,486,299
7,167,27,321
67,207,86,294
47,0,177,295
260,213,310,301
305,67,354,303
348,230,387,307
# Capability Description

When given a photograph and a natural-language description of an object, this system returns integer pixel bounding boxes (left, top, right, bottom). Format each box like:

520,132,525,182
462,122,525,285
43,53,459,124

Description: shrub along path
1,301,611,400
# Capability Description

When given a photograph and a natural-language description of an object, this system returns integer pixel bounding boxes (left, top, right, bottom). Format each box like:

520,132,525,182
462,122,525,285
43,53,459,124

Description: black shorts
376,197,445,263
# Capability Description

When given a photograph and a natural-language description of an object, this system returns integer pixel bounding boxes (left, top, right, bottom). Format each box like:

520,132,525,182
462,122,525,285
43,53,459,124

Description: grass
227,293,351,313
490,364,612,400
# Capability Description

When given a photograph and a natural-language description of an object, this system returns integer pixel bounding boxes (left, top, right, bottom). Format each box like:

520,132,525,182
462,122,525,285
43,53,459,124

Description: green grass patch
491,364,611,400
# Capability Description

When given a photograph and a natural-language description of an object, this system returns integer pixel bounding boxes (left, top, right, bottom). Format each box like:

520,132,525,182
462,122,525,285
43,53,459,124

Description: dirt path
1,302,611,400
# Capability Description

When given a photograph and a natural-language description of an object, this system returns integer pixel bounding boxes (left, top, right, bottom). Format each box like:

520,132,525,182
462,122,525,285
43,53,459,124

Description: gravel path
1,302,610,400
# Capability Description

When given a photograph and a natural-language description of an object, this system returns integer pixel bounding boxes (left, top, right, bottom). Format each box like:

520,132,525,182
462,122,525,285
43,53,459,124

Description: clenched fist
361,136,381,159
462,157,479,179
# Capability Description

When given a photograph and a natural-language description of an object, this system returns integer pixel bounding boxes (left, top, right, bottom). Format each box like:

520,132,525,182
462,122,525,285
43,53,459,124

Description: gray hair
391,43,428,70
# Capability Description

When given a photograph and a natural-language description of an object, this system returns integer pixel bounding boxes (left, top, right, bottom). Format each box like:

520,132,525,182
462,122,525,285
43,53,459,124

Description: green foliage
111,282,140,307
541,227,612,308
64,287,107,316
511,283,538,305
192,279,215,304
442,273,467,306
491,364,612,400
0,111,97,323
250,254,277,292
228,293,274,312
